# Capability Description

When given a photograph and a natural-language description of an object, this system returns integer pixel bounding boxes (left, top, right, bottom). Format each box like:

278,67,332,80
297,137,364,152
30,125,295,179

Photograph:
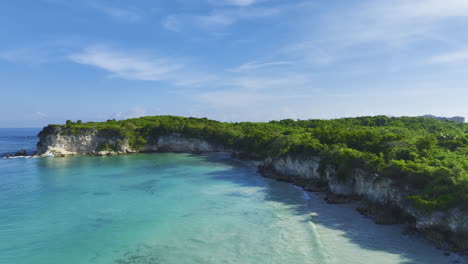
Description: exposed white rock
37,130,131,156
156,134,225,152
37,130,224,156
264,155,320,179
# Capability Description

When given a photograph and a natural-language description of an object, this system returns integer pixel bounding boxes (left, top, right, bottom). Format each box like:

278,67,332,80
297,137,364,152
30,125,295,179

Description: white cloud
430,49,468,64
86,0,144,23
230,59,293,72
35,112,48,119
45,0,144,23
335,0,468,45
208,0,265,7
227,0,257,6
385,0,468,20
197,8,279,28
282,0,468,71
93,5,143,23
69,46,182,81
162,6,279,31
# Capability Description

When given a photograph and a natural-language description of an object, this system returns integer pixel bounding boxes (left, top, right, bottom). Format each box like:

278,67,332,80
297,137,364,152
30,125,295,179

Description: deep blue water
0,129,466,264
0,128,41,156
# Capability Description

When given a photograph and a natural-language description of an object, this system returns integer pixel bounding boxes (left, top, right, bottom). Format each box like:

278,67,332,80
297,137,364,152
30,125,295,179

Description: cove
0,153,464,264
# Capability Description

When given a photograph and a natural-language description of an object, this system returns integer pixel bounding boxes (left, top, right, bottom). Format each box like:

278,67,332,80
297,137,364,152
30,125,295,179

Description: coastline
33,126,468,255
24,149,468,259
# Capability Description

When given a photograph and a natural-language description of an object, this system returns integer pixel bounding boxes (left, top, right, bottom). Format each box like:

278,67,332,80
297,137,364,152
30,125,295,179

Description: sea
0,128,466,264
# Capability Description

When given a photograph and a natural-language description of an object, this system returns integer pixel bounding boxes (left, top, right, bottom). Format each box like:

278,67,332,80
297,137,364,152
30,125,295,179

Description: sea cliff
36,125,468,253
36,126,226,156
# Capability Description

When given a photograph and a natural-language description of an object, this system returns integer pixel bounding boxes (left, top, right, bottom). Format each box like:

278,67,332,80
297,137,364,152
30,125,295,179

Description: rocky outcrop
37,127,130,156
4,149,30,158
35,127,468,253
36,127,225,157
150,135,226,153
14,149,28,156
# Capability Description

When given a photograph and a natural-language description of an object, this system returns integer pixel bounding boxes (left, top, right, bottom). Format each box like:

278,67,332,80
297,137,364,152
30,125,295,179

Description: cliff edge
36,121,468,254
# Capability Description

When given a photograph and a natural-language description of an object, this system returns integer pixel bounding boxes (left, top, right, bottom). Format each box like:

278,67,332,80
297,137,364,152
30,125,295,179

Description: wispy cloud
208,0,266,7
114,107,161,120
68,46,182,81
162,16,181,32
35,111,49,119
280,0,468,72
430,49,468,64
334,0,468,46
230,59,293,72
162,6,279,31
385,0,468,20
202,7,279,27
46,0,144,23
90,4,143,23
226,0,258,6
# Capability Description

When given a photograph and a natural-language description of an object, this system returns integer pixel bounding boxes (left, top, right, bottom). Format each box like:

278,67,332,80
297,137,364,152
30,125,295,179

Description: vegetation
49,115,468,211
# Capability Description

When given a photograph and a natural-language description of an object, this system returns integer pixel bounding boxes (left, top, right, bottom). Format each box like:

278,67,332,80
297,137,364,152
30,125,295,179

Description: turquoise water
0,130,466,264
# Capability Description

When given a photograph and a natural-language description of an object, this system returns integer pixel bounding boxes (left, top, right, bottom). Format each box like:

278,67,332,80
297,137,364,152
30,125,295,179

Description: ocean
0,128,41,157
0,128,465,264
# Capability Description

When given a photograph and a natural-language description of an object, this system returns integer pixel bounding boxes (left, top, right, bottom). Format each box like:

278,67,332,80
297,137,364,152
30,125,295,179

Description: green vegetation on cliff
47,115,468,211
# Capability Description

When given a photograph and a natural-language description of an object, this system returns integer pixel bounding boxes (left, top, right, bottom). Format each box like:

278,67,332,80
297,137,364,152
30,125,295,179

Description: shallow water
0,153,466,264
0,129,466,264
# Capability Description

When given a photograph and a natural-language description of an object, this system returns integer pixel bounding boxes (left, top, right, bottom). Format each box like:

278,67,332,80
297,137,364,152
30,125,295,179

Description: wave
2,155,38,159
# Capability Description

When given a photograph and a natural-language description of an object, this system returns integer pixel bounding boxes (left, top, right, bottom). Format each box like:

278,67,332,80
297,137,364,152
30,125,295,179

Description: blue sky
1,0,467,127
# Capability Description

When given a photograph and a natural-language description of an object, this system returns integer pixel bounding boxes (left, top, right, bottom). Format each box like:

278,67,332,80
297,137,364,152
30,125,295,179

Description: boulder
374,209,401,225
14,149,28,156
325,193,350,204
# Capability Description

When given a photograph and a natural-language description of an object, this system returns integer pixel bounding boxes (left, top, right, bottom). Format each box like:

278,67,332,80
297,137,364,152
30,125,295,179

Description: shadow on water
195,154,466,264
29,153,466,264
113,244,163,264
120,179,159,195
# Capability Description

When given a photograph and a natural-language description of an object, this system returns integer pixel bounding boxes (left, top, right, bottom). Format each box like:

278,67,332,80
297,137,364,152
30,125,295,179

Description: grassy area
46,115,468,211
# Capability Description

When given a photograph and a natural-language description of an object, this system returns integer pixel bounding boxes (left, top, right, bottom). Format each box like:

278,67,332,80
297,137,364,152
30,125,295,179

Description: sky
0,0,467,127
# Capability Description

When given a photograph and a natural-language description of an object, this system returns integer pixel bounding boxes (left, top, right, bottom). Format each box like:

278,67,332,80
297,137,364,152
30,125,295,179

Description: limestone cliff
36,126,226,156
261,156,468,252
35,126,468,253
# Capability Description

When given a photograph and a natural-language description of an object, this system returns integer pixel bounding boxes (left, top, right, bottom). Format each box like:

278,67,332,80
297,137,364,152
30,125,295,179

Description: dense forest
49,115,468,212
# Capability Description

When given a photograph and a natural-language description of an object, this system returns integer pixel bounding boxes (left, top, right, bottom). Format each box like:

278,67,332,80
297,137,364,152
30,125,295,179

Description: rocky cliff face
36,127,468,253
37,127,129,156
262,155,468,253
36,127,226,157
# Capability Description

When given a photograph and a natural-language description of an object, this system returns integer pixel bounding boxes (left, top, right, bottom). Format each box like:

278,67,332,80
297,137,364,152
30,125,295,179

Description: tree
416,135,437,156
77,120,82,124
